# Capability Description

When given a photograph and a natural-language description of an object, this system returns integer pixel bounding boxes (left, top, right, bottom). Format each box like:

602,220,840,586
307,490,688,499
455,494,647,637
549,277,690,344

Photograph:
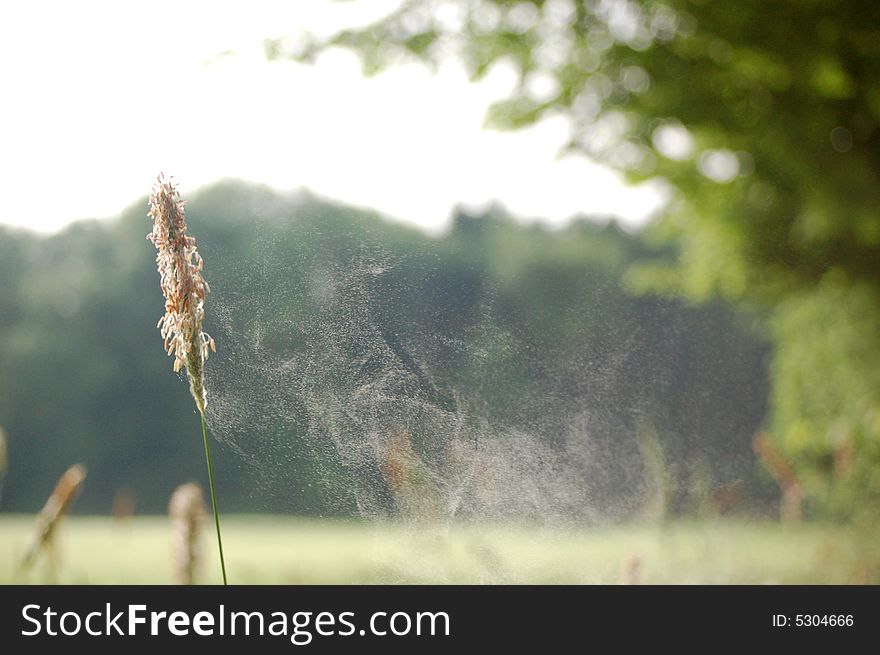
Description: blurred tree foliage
0,181,768,517
267,0,880,517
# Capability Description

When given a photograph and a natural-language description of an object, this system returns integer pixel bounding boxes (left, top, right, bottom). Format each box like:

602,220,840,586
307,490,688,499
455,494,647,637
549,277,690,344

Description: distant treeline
0,180,771,518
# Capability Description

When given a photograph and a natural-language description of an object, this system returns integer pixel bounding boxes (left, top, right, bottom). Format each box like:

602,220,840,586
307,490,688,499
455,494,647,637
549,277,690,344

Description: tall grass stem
201,412,227,585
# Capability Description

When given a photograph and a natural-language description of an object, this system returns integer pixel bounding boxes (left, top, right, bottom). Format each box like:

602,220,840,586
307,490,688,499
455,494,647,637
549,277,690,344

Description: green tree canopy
272,0,880,298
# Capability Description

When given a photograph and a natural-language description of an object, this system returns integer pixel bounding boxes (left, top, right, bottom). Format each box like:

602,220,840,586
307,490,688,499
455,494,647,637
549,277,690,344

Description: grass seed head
147,173,216,414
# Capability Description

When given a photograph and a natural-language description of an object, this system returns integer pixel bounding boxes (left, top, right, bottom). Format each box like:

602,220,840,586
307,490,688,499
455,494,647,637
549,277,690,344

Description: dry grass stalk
753,432,803,524
20,464,87,570
111,487,137,522
0,426,6,508
620,552,642,585
380,427,443,521
0,426,6,475
168,482,207,585
147,173,215,415
710,480,743,515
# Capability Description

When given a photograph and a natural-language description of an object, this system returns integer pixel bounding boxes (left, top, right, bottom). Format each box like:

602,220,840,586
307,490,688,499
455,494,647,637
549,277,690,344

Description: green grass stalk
200,412,227,585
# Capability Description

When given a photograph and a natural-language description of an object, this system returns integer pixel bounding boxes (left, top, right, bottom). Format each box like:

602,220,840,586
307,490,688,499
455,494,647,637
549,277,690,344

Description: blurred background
1,0,878,583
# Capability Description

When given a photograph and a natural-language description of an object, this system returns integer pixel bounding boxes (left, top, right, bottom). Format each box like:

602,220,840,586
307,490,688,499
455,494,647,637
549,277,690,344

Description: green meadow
2,515,876,585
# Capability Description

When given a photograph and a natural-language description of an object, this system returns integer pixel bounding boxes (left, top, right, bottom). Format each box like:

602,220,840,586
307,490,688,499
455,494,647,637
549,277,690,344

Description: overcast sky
0,0,667,235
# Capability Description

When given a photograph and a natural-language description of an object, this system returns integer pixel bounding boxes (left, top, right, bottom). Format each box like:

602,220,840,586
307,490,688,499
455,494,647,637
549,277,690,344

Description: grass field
1,515,877,584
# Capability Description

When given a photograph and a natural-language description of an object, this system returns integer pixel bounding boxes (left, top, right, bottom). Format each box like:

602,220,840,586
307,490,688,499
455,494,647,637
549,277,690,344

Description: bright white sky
0,0,667,235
